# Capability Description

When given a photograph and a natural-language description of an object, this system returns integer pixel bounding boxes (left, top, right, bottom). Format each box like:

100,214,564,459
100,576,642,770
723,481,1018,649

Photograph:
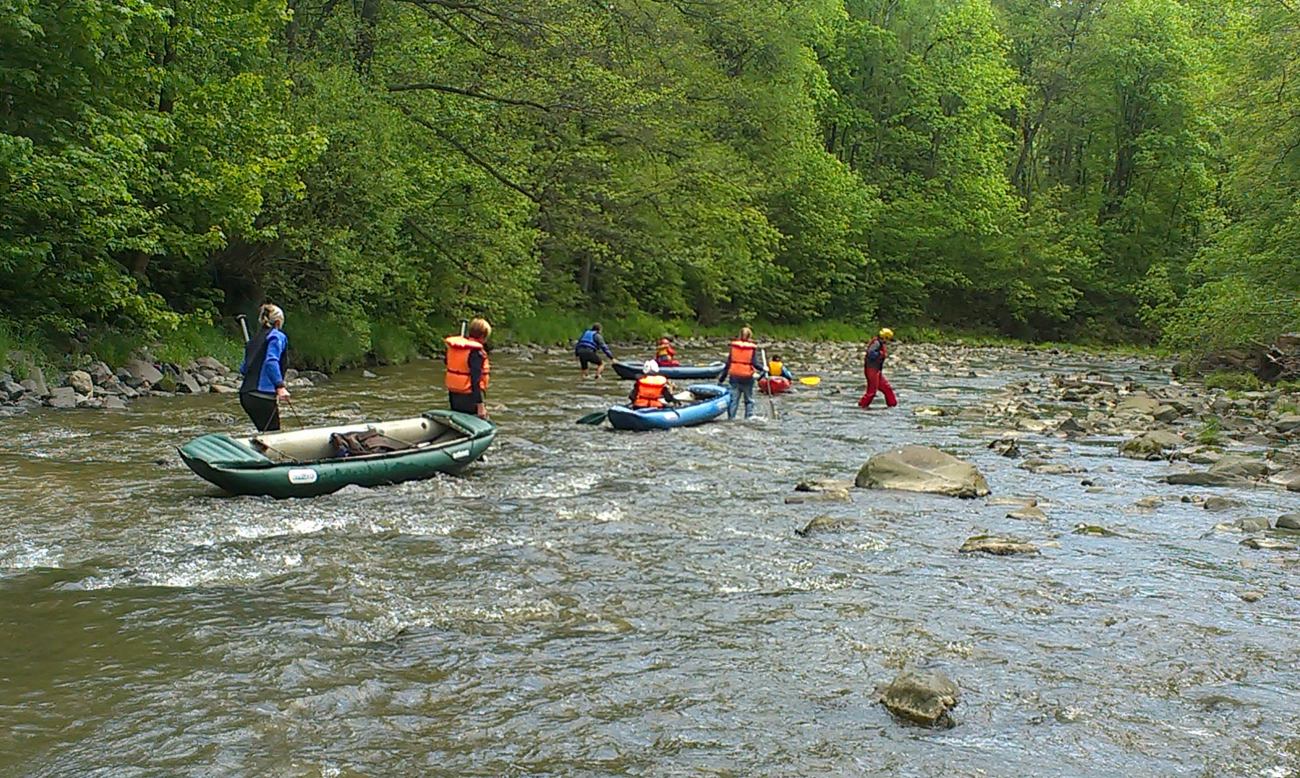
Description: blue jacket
240,328,288,393
575,329,613,358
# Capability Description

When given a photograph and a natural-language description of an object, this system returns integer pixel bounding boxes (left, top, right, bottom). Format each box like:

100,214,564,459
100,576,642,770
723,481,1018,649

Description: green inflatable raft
178,410,496,498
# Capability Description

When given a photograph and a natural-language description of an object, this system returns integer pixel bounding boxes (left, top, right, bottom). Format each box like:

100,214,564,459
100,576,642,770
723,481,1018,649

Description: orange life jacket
633,374,669,408
728,339,757,379
444,335,490,394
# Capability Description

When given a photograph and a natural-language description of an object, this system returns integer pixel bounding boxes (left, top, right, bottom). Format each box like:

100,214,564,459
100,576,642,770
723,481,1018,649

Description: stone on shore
878,670,960,728
856,445,989,498
65,370,94,395
126,359,163,386
46,386,78,409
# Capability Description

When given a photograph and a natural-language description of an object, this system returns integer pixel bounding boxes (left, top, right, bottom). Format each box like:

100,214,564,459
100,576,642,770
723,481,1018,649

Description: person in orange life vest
628,360,678,408
717,326,766,419
445,317,491,420
655,336,680,367
858,327,898,409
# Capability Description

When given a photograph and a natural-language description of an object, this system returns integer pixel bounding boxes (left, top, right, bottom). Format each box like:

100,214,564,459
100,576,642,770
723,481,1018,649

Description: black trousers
240,392,281,432
449,391,480,415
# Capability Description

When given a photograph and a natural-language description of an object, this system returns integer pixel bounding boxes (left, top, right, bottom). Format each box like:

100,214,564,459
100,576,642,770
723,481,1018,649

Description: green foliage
283,312,369,373
0,0,1290,355
369,321,419,365
151,318,244,370
1204,371,1261,392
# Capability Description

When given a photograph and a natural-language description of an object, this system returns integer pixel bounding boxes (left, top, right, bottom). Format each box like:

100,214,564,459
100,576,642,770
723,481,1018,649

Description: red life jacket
444,335,490,394
728,339,757,379
633,375,669,408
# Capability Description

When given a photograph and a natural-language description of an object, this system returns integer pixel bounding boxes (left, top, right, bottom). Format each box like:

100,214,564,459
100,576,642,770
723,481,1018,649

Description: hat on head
642,360,660,374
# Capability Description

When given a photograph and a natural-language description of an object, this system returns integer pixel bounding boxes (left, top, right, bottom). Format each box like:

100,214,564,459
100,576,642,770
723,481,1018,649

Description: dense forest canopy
1,0,1297,355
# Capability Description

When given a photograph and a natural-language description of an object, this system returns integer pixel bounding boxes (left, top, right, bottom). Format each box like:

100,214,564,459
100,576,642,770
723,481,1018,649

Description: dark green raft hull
178,410,496,498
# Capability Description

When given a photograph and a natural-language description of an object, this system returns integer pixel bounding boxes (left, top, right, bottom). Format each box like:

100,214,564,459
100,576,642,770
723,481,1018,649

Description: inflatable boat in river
606,384,730,431
758,376,792,394
611,360,726,381
178,410,496,498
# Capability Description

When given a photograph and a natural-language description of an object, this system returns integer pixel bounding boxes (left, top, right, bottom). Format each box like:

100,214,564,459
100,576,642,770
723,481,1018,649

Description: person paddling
575,323,614,379
446,318,491,420
718,326,765,419
858,327,898,409
629,360,678,408
767,354,795,381
239,304,290,432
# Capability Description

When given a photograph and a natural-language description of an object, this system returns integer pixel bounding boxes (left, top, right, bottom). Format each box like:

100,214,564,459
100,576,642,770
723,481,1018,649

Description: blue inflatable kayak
607,384,730,430
611,360,726,381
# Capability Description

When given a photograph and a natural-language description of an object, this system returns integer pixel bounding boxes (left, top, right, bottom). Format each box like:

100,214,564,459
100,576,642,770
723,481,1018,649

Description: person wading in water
858,327,898,409
445,318,492,420
239,304,290,431
574,323,614,379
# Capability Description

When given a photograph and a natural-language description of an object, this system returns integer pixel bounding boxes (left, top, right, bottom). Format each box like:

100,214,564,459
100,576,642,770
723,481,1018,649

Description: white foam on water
0,541,62,571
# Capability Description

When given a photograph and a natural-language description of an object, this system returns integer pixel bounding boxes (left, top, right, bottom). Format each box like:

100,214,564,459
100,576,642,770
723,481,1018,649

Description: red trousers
859,368,897,408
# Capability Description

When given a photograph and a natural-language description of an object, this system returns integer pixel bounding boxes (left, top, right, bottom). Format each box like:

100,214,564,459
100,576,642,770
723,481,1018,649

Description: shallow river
1,346,1298,777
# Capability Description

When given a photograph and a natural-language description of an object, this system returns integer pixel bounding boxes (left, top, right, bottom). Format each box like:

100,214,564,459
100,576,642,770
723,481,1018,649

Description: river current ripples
1,346,1298,777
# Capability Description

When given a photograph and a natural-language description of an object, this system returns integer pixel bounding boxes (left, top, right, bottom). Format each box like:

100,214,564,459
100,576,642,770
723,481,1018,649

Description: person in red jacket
858,327,897,409
655,336,680,367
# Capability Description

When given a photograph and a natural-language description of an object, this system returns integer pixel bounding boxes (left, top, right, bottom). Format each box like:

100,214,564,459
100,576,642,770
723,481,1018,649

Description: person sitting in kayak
766,354,794,381
629,360,678,408
575,323,614,379
655,336,680,367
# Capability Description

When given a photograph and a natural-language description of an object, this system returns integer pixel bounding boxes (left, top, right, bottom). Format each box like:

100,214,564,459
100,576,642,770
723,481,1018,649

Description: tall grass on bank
152,319,244,370
285,313,370,373
370,321,420,365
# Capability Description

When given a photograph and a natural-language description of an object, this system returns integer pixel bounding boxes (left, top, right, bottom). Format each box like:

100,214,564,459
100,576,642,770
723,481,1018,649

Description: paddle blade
576,411,608,425
798,376,821,386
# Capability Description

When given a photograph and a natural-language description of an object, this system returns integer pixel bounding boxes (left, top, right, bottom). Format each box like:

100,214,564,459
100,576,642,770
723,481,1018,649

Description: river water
1,346,1297,777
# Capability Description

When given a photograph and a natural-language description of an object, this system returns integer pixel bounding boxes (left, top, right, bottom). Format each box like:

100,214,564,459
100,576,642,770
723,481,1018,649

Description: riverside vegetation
4,0,1300,376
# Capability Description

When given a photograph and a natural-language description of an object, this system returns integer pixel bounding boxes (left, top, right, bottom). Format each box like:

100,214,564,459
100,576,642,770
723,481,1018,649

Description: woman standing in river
239,304,290,431
445,317,491,420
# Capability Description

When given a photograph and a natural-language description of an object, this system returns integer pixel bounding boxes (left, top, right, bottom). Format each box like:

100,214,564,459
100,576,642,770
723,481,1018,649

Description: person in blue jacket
239,303,290,431
575,322,614,378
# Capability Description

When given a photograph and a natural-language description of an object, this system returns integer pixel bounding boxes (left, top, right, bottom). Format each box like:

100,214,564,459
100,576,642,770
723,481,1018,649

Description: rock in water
1119,431,1184,460
1276,514,1300,530
856,445,990,498
784,490,851,504
1007,505,1048,522
1207,455,1268,479
795,478,855,493
1165,471,1248,487
879,670,960,727
959,535,1039,555
794,515,853,537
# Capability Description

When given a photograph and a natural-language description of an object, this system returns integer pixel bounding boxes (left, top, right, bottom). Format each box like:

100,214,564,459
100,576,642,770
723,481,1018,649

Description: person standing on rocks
575,323,614,379
445,317,492,420
718,326,765,419
858,327,897,410
239,304,290,432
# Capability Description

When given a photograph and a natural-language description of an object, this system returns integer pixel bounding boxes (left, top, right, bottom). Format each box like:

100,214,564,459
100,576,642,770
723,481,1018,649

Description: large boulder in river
855,445,990,498
878,670,960,728
1119,430,1184,460
1207,455,1268,480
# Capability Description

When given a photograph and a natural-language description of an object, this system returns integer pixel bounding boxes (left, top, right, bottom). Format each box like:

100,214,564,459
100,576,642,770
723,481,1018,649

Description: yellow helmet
879,327,894,340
